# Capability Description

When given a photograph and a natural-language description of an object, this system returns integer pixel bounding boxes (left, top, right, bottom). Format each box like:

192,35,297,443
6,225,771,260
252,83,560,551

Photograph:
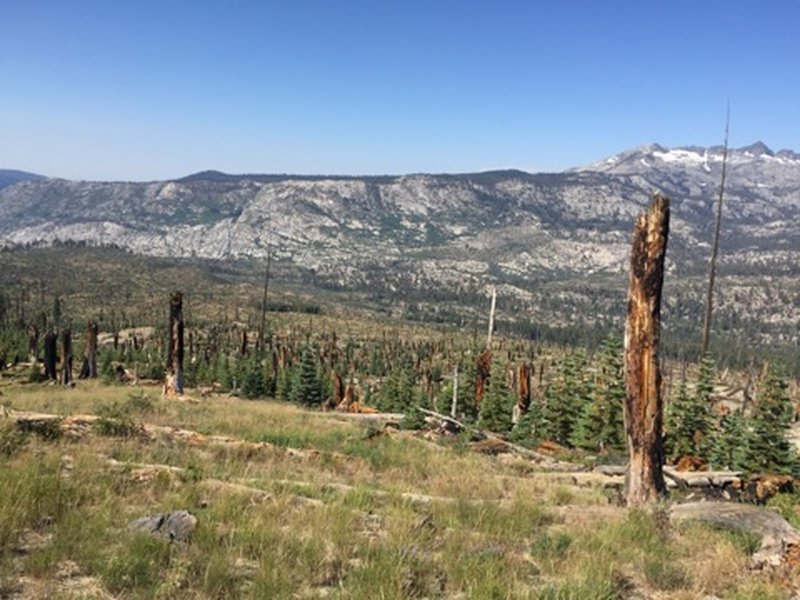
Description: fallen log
670,501,800,568
416,406,582,470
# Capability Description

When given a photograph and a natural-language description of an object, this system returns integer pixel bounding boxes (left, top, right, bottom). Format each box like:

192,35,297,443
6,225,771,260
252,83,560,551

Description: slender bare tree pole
258,249,271,359
486,286,497,349
701,104,730,357
60,329,73,387
450,366,459,418
624,193,670,506
84,321,98,379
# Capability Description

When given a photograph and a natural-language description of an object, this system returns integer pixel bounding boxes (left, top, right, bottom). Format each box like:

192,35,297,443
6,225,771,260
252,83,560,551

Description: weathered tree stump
43,330,57,381
164,292,184,396
475,350,492,407
514,362,532,424
624,193,670,505
79,321,98,379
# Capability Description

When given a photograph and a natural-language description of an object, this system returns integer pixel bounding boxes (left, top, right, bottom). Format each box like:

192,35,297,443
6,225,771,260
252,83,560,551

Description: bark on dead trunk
80,321,98,379
165,292,184,396
240,329,248,357
475,350,492,407
43,330,58,381
624,193,670,506
514,362,532,424
28,324,39,363
60,329,72,386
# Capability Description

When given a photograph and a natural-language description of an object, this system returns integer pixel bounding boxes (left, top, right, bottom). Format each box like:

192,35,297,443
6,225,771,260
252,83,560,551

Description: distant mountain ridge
1,143,798,344
0,169,45,191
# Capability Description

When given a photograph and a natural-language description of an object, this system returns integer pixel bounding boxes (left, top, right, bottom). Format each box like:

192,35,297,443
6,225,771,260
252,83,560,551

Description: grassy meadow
1,377,798,599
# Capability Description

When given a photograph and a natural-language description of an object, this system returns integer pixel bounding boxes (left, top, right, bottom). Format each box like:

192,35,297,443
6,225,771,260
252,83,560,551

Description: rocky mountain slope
0,169,44,191
1,144,798,351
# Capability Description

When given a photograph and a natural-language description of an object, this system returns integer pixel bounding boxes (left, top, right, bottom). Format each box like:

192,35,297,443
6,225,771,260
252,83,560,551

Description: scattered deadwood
591,465,796,504
326,411,404,425
673,454,707,472
470,438,511,455
104,455,468,508
416,407,582,470
670,501,800,568
5,409,360,465
746,474,794,504
624,193,670,506
336,400,378,414
418,406,463,434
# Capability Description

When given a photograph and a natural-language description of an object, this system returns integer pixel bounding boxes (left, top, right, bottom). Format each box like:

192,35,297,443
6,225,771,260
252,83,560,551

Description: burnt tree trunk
240,329,249,357
80,321,99,379
43,330,58,380
514,362,532,424
28,324,39,363
60,329,73,386
624,193,670,506
332,371,345,407
475,350,492,407
165,292,185,396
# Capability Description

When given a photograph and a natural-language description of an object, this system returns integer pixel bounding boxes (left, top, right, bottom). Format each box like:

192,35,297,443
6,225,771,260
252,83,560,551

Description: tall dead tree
514,362,532,424
258,250,271,358
486,286,497,349
80,321,99,379
701,105,730,357
624,193,670,506
28,324,39,363
60,329,73,386
475,350,492,407
43,330,58,380
165,292,185,396
450,366,459,418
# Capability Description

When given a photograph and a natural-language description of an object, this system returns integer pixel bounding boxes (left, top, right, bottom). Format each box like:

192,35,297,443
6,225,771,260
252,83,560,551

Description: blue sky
1,1,798,180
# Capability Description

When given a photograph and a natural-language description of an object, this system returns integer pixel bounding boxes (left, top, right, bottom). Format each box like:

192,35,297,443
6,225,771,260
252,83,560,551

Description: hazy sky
2,1,798,181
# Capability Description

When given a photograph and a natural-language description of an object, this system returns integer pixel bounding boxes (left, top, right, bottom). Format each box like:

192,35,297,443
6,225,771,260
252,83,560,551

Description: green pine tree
478,360,515,434
459,352,480,423
510,398,549,447
290,345,322,406
376,356,416,413
709,409,748,470
239,357,266,399
275,365,293,401
665,355,715,460
571,335,625,452
542,351,591,445
743,366,797,475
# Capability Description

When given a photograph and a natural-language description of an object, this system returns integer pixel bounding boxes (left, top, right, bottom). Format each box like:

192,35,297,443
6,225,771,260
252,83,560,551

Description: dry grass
0,378,797,598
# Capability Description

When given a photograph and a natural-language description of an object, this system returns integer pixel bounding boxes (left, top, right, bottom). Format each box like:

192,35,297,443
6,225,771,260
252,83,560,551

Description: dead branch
416,406,582,470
